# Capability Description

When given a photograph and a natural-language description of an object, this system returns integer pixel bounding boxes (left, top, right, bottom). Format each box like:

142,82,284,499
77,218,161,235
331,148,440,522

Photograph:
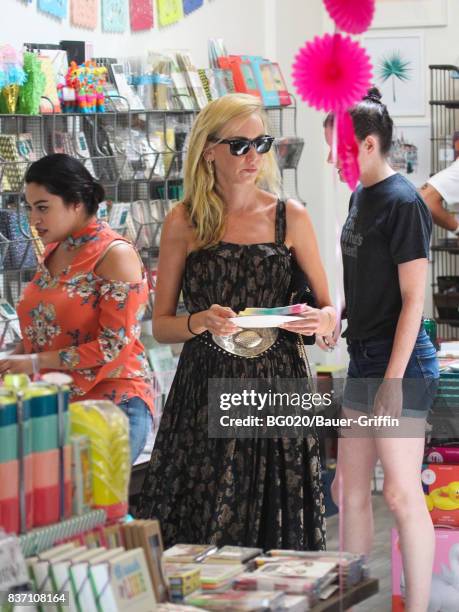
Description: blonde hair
182,93,281,248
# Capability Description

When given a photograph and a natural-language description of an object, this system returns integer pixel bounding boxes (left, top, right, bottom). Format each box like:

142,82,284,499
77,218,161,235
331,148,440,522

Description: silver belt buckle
212,328,278,357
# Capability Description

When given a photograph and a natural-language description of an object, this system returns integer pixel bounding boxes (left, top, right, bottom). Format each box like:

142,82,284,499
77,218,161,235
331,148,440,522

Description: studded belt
198,328,280,358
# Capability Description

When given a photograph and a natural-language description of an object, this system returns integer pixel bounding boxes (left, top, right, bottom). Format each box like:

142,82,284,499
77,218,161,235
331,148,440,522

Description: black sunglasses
209,135,275,156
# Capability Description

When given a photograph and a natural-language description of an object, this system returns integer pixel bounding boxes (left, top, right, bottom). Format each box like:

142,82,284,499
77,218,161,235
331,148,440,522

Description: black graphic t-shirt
341,173,432,341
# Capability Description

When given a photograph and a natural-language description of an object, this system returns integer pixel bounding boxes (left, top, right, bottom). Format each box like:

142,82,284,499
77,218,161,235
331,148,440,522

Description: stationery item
269,62,292,106
213,68,235,97
230,315,303,328
242,56,280,106
132,519,168,602
71,435,93,515
0,534,29,592
108,202,131,230
0,299,22,339
175,51,208,110
204,546,262,564
163,544,218,564
17,133,37,161
238,304,307,317
0,134,26,192
184,589,284,611
74,132,96,177
111,62,145,110
274,137,305,170
88,548,156,611
0,208,38,270
164,563,201,601
217,56,261,99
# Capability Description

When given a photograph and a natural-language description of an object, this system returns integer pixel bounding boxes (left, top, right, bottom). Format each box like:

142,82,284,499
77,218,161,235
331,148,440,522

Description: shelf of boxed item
19,509,107,558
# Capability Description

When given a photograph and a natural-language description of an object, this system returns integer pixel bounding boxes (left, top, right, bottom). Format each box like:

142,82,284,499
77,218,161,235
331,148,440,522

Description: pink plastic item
392,528,459,611
337,110,360,190
292,33,373,112
425,446,459,464
323,0,375,34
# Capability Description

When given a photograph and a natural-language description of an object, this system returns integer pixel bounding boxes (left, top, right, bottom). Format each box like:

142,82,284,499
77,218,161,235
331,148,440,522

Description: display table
310,578,379,612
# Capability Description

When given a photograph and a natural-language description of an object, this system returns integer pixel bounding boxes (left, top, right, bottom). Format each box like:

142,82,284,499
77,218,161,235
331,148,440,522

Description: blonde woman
137,94,336,549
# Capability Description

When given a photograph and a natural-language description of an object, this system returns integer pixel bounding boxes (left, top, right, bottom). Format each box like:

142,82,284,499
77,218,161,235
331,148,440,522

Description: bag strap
275,199,287,245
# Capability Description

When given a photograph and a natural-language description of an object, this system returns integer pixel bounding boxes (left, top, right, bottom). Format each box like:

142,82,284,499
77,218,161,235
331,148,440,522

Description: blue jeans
118,396,153,463
344,329,439,417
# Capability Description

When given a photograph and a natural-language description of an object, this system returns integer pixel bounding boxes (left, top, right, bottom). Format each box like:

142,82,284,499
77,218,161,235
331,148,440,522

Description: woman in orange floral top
0,154,153,463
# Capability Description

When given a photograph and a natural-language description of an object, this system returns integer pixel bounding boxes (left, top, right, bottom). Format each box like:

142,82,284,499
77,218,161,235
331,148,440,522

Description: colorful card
70,0,98,29
101,0,128,32
156,0,183,27
130,0,154,30
37,0,68,19
183,0,203,15
238,304,307,317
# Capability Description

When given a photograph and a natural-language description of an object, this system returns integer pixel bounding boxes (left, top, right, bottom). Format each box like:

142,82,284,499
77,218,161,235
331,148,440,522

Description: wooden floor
326,494,393,612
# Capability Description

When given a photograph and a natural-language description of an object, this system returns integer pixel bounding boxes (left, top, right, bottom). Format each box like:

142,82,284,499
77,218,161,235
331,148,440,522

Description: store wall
1,0,268,63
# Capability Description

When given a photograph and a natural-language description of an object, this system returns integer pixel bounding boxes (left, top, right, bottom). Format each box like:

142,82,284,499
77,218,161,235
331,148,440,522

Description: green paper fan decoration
377,51,411,103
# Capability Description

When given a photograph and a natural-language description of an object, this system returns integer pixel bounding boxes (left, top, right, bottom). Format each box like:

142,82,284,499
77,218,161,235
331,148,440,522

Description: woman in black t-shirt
323,88,439,612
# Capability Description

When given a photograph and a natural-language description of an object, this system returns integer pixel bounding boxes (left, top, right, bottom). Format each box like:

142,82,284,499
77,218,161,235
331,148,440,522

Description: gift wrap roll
0,389,33,533
24,383,72,526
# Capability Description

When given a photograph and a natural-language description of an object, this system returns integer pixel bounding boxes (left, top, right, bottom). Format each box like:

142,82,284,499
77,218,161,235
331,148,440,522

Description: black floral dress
137,201,326,551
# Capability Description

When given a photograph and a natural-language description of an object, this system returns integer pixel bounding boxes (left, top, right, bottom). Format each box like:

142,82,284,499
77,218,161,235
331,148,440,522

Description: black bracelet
187,313,200,336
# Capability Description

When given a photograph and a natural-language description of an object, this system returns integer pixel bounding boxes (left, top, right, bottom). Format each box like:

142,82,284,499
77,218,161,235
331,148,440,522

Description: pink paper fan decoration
324,0,375,34
337,110,360,191
292,33,372,112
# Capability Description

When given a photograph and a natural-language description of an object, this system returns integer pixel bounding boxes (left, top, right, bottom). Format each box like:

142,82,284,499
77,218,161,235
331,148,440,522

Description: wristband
187,313,200,336
30,353,40,377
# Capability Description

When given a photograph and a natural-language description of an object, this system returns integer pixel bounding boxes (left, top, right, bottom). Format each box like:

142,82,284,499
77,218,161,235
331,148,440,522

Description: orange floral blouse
17,220,154,412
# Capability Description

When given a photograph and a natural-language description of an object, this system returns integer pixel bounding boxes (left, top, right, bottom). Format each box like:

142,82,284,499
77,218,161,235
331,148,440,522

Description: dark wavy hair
25,153,105,216
323,87,394,155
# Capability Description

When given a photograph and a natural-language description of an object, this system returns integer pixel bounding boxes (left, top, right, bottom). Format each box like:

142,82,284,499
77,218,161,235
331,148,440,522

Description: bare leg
331,409,378,555
376,430,434,612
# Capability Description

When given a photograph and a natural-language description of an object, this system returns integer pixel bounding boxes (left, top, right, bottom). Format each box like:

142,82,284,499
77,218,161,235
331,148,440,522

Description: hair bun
92,182,105,206
364,86,383,104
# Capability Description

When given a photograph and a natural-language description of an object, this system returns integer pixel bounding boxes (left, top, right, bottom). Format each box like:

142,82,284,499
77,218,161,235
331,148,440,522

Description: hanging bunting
101,0,128,32
37,0,68,19
183,0,203,15
156,0,184,27
130,0,154,31
70,0,98,29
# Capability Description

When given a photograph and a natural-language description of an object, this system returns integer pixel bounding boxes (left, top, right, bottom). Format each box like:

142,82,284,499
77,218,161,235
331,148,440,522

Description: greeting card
157,0,183,27
37,0,68,19
183,0,203,15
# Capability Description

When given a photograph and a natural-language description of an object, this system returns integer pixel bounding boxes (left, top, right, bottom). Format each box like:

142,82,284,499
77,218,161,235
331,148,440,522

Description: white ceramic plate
230,315,303,328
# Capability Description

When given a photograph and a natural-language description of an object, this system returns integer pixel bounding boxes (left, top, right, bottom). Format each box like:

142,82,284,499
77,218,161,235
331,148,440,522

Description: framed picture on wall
371,0,447,29
389,123,431,187
362,32,425,116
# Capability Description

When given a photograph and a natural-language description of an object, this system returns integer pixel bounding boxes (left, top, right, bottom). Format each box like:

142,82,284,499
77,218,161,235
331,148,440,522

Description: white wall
1,0,267,64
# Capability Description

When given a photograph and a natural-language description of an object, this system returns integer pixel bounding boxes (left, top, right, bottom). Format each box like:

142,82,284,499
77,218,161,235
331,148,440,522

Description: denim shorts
118,396,153,464
344,329,439,417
